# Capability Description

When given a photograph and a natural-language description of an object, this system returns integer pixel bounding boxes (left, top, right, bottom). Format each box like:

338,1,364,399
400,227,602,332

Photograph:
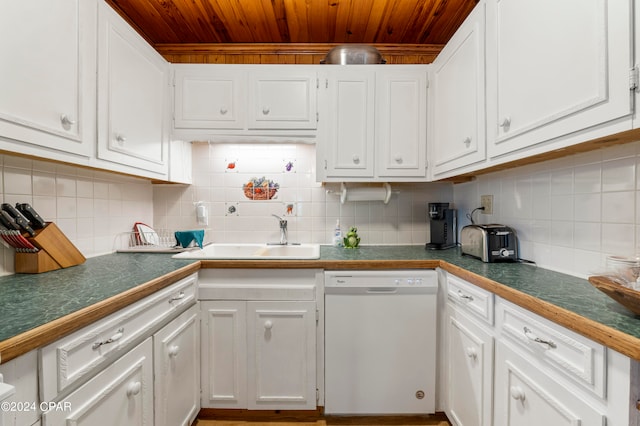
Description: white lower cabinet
42,338,154,426
0,350,40,426
447,308,493,426
444,274,494,426
200,300,317,410
494,340,604,426
38,273,199,426
153,304,200,426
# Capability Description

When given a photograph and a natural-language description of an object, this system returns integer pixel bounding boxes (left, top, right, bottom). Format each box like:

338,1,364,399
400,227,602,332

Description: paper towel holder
339,182,393,204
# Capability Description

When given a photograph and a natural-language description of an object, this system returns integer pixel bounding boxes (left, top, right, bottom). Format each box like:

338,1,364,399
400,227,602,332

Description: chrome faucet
271,214,288,245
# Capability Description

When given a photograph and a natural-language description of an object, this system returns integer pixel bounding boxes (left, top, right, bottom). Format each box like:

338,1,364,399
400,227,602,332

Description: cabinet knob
262,107,270,115
510,385,525,402
352,156,360,164
126,381,142,397
394,155,403,164
264,320,273,330
168,345,180,358
499,117,511,131
220,107,228,115
463,137,472,147
115,134,126,145
60,114,76,128
465,347,478,360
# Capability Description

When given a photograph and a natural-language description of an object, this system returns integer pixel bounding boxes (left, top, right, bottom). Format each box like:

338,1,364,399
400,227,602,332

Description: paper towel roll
340,183,392,204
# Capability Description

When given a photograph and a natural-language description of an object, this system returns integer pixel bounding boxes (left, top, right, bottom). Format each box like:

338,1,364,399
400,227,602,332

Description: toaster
460,224,518,262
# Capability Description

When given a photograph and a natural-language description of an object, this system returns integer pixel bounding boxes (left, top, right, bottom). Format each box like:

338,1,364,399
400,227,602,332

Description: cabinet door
247,301,316,410
174,66,245,129
376,69,427,178
431,3,486,177
154,305,199,426
97,3,169,176
42,338,154,426
321,70,375,178
447,308,493,426
0,0,94,158
248,70,317,130
200,301,247,409
494,340,605,426
486,0,632,158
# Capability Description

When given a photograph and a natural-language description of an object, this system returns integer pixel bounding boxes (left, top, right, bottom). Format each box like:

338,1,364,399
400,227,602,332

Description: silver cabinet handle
523,326,556,348
499,117,511,130
457,290,474,302
352,155,360,164
262,107,270,115
115,134,126,145
220,107,228,115
463,137,471,147
168,291,185,303
394,155,403,164
92,327,124,350
264,320,273,330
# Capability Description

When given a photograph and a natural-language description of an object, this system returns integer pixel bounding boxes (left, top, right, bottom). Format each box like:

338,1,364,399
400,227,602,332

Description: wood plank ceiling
106,0,479,64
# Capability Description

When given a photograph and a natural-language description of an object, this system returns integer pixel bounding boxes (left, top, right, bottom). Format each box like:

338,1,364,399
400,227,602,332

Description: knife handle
16,203,46,229
1,204,35,236
0,211,20,231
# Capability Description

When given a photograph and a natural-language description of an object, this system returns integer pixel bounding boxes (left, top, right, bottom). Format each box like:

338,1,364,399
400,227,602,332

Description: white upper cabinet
172,65,318,140
486,0,633,159
430,2,486,178
96,2,170,177
248,70,318,130
0,0,96,160
376,69,428,177
174,66,246,130
317,65,428,182
319,68,376,179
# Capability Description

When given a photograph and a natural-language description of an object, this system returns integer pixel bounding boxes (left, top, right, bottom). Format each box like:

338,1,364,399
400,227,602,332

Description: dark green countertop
1,245,639,363
0,253,197,342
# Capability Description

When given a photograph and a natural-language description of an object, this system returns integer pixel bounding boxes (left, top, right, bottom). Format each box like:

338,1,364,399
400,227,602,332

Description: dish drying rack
114,229,192,253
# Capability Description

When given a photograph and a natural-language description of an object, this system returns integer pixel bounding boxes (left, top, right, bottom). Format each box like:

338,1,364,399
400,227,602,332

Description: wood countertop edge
0,263,200,365
440,262,640,361
198,259,441,269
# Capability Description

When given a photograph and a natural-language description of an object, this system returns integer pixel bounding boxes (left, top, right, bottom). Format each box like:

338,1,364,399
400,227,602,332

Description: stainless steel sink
171,243,320,260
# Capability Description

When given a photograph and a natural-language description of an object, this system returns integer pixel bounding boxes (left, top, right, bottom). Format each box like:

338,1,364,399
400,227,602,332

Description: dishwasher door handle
366,287,398,293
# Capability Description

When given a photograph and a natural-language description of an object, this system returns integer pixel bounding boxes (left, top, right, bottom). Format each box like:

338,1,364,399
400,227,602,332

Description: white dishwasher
324,270,437,415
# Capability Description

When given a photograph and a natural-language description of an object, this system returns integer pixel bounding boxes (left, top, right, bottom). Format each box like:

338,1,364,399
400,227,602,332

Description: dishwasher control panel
324,270,437,288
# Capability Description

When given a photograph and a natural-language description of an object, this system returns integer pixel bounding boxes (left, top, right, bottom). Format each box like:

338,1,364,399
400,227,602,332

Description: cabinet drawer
447,274,494,326
40,274,197,401
496,298,606,398
42,338,154,426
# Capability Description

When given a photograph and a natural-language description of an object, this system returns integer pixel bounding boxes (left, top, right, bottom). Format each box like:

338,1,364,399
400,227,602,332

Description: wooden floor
193,414,451,426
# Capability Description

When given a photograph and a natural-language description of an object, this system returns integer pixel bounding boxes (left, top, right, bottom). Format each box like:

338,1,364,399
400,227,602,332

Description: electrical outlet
480,195,493,214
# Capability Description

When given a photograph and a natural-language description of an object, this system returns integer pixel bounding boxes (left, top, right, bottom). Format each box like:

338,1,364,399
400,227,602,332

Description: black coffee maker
425,202,457,250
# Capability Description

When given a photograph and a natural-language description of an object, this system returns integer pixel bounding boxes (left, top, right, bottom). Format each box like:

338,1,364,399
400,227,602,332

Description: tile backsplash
0,155,153,276
153,143,452,246
3,139,637,280
453,142,640,278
